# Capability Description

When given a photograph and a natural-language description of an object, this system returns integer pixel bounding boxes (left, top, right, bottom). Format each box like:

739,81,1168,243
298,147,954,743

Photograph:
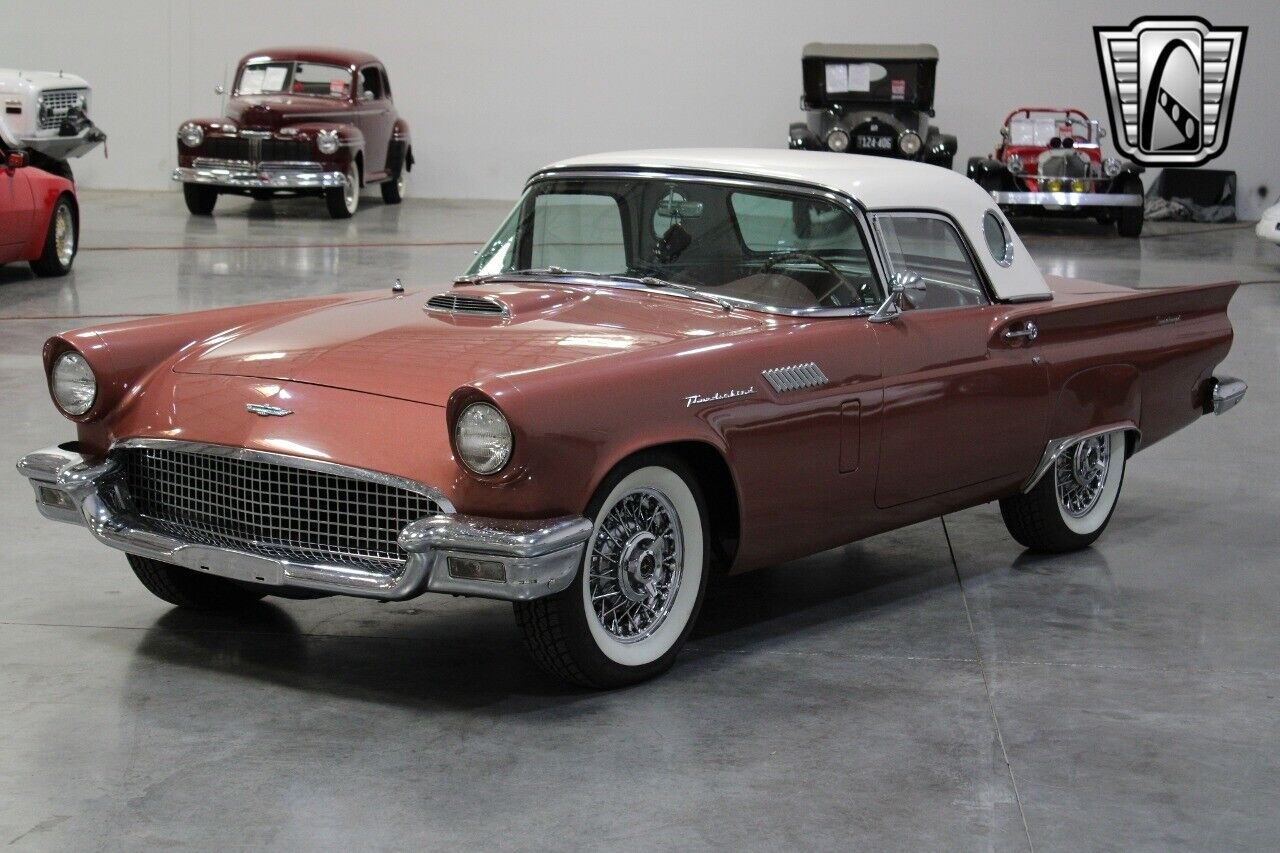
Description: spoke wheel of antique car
514,453,709,688
999,429,1128,553
30,197,77,277
182,183,218,216
1116,177,1144,238
126,554,268,611
326,164,360,219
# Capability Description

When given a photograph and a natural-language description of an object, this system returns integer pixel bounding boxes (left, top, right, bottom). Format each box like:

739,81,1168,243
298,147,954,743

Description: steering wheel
760,251,864,306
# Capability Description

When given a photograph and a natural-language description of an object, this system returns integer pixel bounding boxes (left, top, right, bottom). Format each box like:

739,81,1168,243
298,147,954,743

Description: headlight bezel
316,129,340,155
897,131,923,157
825,128,850,153
453,400,514,476
1006,154,1024,175
50,350,97,417
1102,157,1123,178
178,122,204,148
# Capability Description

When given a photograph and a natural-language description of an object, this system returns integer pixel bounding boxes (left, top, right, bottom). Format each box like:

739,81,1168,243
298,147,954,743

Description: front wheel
326,163,360,218
999,429,1127,552
1116,177,1144,237
30,196,77,277
182,183,218,216
514,453,709,688
127,554,267,610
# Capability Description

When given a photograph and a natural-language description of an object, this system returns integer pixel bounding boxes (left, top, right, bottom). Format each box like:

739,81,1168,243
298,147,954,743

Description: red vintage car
172,47,411,218
967,107,1145,237
0,145,78,276
19,151,1245,687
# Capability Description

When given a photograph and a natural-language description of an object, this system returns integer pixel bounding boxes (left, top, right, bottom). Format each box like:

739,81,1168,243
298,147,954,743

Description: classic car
0,143,79,276
788,44,956,169
967,107,1145,237
1255,201,1280,245
18,150,1246,688
172,47,412,218
0,67,107,181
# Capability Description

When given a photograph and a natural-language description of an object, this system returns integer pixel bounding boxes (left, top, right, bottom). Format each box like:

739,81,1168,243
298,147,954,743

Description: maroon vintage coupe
20,151,1245,687
172,47,411,218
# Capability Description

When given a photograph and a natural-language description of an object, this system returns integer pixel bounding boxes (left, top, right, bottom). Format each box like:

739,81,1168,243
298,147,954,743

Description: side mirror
7,151,28,170
214,84,225,96
868,271,925,323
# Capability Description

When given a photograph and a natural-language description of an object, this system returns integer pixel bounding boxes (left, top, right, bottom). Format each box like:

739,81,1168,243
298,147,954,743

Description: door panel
355,66,394,178
0,164,34,257
873,306,1048,508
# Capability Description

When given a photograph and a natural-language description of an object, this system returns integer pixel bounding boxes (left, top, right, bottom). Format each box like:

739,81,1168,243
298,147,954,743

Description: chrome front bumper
172,163,345,190
16,444,592,603
990,191,1144,208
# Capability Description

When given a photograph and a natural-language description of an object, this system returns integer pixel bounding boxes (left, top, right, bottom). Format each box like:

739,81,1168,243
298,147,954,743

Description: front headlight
826,128,850,153
316,129,340,155
1103,157,1123,178
51,351,97,416
454,402,513,475
1006,154,1024,175
179,123,204,148
898,131,922,156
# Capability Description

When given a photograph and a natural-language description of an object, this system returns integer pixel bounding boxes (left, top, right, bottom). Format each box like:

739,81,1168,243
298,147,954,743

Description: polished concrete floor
1,191,1277,851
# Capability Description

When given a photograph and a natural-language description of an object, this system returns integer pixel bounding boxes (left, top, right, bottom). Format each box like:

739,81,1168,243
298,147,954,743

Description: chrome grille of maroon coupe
119,447,442,570
202,136,311,163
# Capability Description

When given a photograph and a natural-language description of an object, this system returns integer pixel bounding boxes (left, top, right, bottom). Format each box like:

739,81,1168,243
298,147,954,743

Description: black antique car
788,43,956,169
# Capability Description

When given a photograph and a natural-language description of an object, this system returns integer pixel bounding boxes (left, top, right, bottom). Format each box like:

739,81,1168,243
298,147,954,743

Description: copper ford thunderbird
18,150,1246,687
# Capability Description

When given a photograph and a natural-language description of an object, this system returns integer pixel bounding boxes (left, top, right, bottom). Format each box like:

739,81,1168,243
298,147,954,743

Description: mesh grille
425,293,509,316
38,89,86,130
120,447,442,571
201,136,311,163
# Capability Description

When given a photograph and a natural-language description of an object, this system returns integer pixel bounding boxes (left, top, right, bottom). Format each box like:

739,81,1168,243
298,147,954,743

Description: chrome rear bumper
172,163,345,190
1208,376,1247,415
16,444,591,603
990,191,1144,208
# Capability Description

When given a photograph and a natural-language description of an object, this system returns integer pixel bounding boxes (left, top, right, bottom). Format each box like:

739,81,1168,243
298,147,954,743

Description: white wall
12,0,1278,216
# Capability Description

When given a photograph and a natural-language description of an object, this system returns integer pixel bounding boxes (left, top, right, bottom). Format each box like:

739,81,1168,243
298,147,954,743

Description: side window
529,194,626,273
358,66,384,100
874,215,987,309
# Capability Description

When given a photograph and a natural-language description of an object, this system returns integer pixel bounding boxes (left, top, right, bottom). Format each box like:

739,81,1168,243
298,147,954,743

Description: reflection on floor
1,191,1276,849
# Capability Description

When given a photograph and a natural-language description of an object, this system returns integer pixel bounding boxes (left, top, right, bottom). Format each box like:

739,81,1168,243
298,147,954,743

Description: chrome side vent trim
425,292,509,317
762,362,828,393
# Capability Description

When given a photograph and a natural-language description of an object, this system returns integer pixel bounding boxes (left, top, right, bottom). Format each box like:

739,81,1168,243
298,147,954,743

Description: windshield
467,176,881,313
236,61,351,98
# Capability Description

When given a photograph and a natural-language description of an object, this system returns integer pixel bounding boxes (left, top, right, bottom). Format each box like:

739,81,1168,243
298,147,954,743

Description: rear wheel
1000,430,1127,552
29,196,77,277
182,183,218,216
514,453,709,688
326,163,359,218
380,168,404,204
127,554,267,610
1116,177,1144,237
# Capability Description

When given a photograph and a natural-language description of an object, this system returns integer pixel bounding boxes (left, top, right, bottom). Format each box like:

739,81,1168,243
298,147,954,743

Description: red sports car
0,145,78,276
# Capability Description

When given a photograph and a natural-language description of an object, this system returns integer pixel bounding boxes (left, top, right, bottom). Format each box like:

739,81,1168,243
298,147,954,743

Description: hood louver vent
425,292,509,318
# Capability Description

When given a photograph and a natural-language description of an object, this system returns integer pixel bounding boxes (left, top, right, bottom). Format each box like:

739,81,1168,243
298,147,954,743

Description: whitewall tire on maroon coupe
514,453,709,688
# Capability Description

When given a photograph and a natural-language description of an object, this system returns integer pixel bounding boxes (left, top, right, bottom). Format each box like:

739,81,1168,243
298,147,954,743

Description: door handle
1002,321,1038,342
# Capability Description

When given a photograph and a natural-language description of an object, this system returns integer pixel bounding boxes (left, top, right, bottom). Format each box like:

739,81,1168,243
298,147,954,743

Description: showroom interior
2,0,1277,849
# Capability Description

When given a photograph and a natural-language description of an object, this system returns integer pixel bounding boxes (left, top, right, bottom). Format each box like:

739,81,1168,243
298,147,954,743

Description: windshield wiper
627,275,735,312
458,268,734,311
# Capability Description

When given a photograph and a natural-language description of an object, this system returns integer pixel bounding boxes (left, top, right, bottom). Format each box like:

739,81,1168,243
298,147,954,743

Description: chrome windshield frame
471,167,890,319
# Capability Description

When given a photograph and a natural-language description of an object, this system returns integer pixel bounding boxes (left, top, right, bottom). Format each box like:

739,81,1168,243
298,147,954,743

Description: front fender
289,122,364,169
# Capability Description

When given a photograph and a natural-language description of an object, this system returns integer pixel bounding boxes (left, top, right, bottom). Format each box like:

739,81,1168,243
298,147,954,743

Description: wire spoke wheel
588,487,683,643
54,205,75,267
1054,435,1111,518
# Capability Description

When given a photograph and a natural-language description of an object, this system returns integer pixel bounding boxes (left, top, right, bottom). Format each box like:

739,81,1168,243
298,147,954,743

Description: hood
173,282,767,405
0,69,90,96
228,96,350,129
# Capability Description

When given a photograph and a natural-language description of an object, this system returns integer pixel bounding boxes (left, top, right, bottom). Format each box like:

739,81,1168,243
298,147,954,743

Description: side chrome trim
1209,376,1247,415
1022,422,1140,493
15,442,591,603
991,191,1144,208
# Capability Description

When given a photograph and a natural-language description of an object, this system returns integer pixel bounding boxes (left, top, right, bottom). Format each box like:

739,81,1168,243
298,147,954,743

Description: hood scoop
424,292,509,318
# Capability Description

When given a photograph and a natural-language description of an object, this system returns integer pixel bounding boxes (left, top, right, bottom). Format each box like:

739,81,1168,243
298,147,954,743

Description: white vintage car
1256,202,1280,245
0,68,106,178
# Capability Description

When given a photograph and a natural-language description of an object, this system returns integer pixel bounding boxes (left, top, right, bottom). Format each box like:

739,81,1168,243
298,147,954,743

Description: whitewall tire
514,453,709,687
1000,429,1128,552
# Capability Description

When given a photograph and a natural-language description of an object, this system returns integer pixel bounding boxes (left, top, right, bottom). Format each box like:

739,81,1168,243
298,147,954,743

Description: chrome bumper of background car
16,444,592,604
990,191,1144,208
1208,375,1247,415
172,163,346,190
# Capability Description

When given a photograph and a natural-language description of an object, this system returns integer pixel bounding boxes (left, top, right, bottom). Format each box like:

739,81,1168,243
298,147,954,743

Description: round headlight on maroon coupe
51,351,97,416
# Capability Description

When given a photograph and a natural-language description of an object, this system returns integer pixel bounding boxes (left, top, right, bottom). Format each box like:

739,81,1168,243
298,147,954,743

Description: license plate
855,136,893,150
